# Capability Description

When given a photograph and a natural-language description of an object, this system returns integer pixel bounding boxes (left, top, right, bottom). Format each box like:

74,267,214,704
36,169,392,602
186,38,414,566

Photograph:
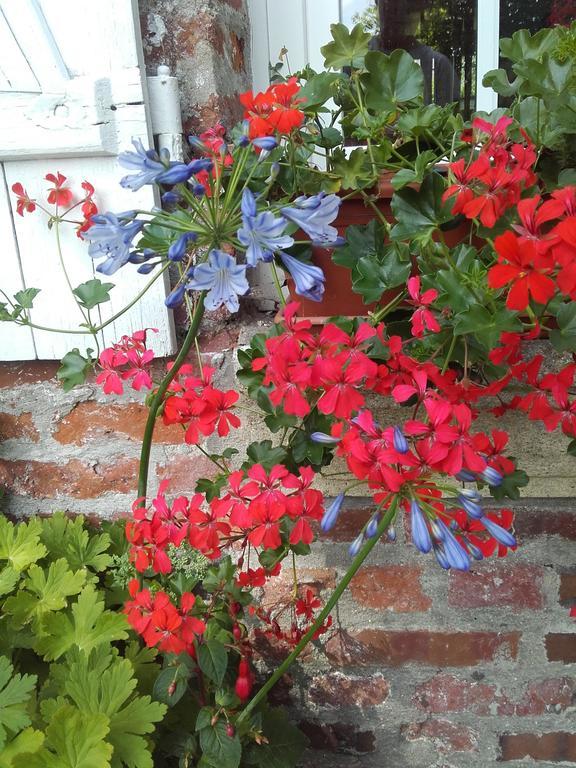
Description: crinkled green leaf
4,559,85,629
0,727,44,767
453,305,521,351
390,172,452,245
0,519,46,573
320,23,370,69
72,280,114,311
361,50,424,112
35,584,128,661
57,349,94,392
0,567,19,598
40,512,112,572
298,72,343,111
0,657,37,750
13,289,40,310
244,441,287,471
330,147,373,190
17,706,112,768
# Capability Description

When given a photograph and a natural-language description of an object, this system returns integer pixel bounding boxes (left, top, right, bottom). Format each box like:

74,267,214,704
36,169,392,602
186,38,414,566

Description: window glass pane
350,1,477,118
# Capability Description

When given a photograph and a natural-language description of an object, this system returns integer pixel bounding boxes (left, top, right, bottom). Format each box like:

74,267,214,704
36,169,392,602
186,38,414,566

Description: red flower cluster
96,329,156,395
194,124,233,195
444,116,537,228
251,585,332,649
240,78,305,139
127,465,324,572
125,578,206,655
11,174,98,236
163,363,241,444
76,180,99,238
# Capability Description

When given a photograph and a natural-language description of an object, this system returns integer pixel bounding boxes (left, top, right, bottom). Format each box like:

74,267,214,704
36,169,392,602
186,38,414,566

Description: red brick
449,564,544,610
413,674,505,716
54,402,184,445
559,571,576,606
0,412,39,442
350,566,431,612
403,719,478,754
515,509,576,540
318,506,372,541
155,455,217,494
499,732,576,762
0,458,138,499
308,673,389,708
515,678,576,716
0,361,58,388
545,634,576,664
298,720,375,753
261,568,337,611
175,12,225,56
197,327,239,353
325,629,520,667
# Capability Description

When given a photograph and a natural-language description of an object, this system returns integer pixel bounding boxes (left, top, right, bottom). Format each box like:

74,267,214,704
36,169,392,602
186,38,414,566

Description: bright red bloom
240,77,304,139
488,231,556,310
45,172,73,207
96,330,156,395
11,183,36,216
406,276,440,338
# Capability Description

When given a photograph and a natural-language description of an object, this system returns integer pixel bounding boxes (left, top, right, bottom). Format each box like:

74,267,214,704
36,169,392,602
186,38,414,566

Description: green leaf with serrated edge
0,727,44,767
361,50,424,111
0,657,37,750
198,719,241,768
320,23,370,69
13,289,40,310
124,642,159,696
330,147,373,190
298,72,343,111
244,441,287,471
4,558,85,629
489,469,529,501
197,640,228,686
453,305,521,351
72,279,114,310
244,708,307,768
57,349,94,392
35,584,128,661
40,512,112,572
390,172,452,244
391,150,437,190
0,567,19,597
0,519,46,573
16,706,112,768
60,648,166,768
550,303,576,352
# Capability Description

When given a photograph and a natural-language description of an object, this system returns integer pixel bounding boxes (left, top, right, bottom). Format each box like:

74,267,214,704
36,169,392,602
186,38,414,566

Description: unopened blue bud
460,487,481,501
433,543,451,570
321,493,345,532
349,532,365,557
137,263,156,274
162,190,182,207
393,426,409,454
465,540,484,561
168,232,197,262
456,469,476,482
430,519,445,541
481,466,503,486
253,136,278,151
192,183,206,197
411,500,432,554
366,514,380,539
458,495,484,520
482,517,516,548
165,283,187,308
387,525,397,542
236,135,250,148
310,432,340,445
441,525,470,571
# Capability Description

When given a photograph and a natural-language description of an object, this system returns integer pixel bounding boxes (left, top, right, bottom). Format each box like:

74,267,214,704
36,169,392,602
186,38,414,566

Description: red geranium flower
45,172,73,207
488,231,556,310
11,183,36,216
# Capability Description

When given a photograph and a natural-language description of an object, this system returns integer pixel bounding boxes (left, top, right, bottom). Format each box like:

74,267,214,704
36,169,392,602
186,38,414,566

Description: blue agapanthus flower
187,250,249,312
237,189,294,266
281,192,341,244
279,251,325,302
85,212,144,275
321,493,345,532
118,139,212,191
410,499,432,553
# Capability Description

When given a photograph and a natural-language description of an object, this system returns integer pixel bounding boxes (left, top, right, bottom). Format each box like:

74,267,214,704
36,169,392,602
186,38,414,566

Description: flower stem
237,496,399,723
137,294,206,499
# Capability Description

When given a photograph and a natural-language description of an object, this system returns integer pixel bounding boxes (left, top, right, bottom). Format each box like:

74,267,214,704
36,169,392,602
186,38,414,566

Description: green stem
237,496,399,723
137,295,206,499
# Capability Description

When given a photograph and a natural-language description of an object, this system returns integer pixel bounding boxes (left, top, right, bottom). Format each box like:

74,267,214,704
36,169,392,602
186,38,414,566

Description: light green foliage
0,658,36,751
320,23,371,69
0,519,46,573
40,512,112,572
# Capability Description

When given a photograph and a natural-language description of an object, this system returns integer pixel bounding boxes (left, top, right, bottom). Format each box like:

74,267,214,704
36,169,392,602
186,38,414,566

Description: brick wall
0,2,574,765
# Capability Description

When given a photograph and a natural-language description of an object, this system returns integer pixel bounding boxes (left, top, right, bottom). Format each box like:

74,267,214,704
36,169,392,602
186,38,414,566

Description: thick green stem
237,497,399,723
137,295,206,499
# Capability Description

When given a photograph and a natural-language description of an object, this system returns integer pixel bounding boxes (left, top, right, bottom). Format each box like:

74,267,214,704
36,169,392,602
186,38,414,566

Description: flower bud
481,466,503,486
387,525,397,542
393,425,409,454
433,542,451,570
348,532,365,557
456,469,476,482
458,494,484,519
226,724,235,738
410,500,432,553
366,514,380,539
310,432,340,445
321,493,345,532
482,517,516,548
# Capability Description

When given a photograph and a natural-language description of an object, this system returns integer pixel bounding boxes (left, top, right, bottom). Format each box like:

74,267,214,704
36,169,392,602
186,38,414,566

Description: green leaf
198,719,241,768
18,706,112,768
197,640,228,687
362,50,424,111
152,665,189,707
40,512,112,572
390,172,452,245
453,305,521,350
391,151,437,190
57,349,94,392
245,709,307,768
72,280,114,310
320,23,371,69
298,72,343,111
499,27,557,63
353,244,410,303
0,518,46,573
0,727,44,767
490,469,529,501
0,657,37,750
12,289,40,310
4,558,86,629
0,567,19,598
244,441,287,471
482,68,519,97
567,439,576,458
35,584,128,661
330,147,373,190
58,648,165,768
550,303,576,352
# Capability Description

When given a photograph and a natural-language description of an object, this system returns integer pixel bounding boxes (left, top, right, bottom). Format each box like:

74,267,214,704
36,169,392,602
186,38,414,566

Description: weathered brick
0,361,58,388
325,629,520,667
318,506,372,542
308,672,389,708
54,402,184,445
515,677,576,716
261,568,337,611
298,720,375,754
0,412,39,442
545,634,576,664
350,566,431,612
155,455,217,494
413,674,504,716
448,564,544,610
515,509,576,540
0,458,138,499
499,732,576,762
559,571,576,606
403,719,478,754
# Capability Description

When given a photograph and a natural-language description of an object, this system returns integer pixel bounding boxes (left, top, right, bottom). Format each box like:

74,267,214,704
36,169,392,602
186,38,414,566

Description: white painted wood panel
0,12,39,92
246,0,270,92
